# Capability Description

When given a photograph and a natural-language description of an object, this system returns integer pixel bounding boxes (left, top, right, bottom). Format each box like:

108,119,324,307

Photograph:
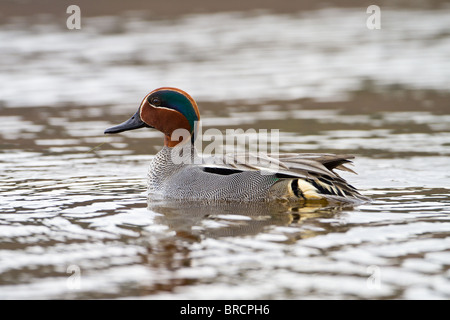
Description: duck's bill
104,109,152,134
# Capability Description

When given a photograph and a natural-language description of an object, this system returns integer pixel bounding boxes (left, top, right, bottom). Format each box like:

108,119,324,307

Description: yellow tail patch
296,180,323,200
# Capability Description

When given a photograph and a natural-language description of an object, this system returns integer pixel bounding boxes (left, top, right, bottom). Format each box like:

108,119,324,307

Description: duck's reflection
147,199,352,241
137,199,353,295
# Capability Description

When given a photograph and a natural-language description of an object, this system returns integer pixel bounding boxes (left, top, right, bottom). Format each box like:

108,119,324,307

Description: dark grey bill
104,109,151,134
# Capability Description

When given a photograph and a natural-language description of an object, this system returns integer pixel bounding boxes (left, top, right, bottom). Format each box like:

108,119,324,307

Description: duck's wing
200,152,355,178
275,153,357,174
198,152,368,202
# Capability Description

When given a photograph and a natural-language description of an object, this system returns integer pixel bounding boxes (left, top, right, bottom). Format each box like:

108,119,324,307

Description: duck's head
104,87,200,147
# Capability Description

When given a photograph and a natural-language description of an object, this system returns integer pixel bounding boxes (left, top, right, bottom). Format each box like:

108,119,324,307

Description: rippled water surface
0,8,449,299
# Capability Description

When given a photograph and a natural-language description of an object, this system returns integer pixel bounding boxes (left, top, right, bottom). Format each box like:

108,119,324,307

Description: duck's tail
268,176,370,203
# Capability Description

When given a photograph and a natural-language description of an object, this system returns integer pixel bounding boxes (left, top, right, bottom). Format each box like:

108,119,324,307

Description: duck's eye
150,97,161,106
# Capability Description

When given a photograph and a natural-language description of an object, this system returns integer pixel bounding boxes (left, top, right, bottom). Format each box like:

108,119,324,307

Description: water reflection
148,200,351,241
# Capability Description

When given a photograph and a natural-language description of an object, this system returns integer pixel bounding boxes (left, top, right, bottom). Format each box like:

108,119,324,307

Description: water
0,8,449,299
2,8,450,107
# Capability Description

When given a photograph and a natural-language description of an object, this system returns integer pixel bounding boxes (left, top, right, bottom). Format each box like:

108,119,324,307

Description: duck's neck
164,132,196,147
164,135,179,148
148,144,198,191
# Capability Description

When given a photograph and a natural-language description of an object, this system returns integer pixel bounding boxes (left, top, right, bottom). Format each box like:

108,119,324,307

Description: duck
104,87,369,203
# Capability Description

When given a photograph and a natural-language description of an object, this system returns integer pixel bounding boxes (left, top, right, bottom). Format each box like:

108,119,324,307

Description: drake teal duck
105,87,369,203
